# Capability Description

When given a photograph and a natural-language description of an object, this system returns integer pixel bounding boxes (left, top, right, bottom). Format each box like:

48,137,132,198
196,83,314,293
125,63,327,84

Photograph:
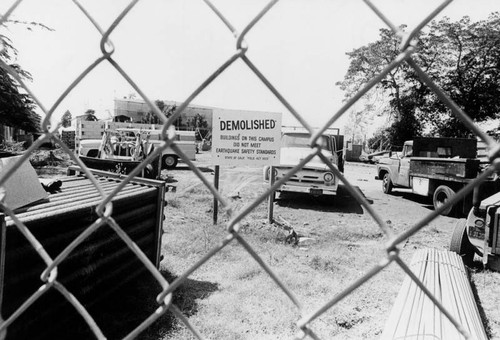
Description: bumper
278,184,337,196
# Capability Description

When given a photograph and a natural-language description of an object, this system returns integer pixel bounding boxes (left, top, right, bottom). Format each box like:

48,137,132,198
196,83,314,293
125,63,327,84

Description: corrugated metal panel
381,248,487,340
0,172,166,339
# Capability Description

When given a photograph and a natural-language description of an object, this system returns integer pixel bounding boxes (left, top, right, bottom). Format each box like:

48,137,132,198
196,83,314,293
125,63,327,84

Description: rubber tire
433,185,455,216
163,155,178,169
450,219,475,266
382,173,393,194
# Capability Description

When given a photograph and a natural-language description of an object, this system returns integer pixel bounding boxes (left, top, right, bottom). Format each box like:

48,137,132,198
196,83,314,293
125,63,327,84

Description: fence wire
0,0,497,339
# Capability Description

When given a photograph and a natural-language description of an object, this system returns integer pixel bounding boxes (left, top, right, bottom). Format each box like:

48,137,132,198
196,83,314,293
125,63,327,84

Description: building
114,98,213,129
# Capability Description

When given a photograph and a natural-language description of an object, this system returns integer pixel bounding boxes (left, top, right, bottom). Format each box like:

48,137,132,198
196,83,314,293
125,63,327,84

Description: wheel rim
435,192,448,208
165,156,175,167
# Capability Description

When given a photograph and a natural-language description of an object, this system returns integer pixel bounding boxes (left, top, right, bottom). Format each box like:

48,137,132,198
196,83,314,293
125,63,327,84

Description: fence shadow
170,164,213,173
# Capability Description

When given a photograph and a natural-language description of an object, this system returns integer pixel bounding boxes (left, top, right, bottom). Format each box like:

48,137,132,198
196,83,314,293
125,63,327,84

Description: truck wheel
450,219,475,266
382,173,393,194
163,155,178,169
433,185,455,216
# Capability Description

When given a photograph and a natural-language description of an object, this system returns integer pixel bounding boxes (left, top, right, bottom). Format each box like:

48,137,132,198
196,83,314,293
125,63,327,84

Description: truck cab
263,127,344,197
378,141,413,188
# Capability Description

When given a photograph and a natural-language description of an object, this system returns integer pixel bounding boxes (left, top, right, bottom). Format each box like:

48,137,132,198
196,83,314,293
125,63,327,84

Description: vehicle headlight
267,167,278,179
475,219,485,228
323,172,334,182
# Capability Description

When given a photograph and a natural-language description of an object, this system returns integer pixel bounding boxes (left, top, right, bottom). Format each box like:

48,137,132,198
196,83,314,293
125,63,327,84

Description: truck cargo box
410,157,480,181
412,137,477,159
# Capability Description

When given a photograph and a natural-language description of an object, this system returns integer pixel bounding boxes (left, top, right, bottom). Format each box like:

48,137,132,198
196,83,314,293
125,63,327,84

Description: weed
308,255,340,273
166,196,181,208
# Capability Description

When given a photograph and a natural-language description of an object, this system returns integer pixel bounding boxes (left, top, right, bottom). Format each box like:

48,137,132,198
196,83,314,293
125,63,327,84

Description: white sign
212,111,282,166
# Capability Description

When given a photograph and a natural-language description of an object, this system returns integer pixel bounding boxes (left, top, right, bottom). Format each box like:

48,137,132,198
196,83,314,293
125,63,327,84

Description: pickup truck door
395,145,412,187
396,156,411,187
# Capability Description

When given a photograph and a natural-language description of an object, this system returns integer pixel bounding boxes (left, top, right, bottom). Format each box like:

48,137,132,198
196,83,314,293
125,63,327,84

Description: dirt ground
162,151,500,339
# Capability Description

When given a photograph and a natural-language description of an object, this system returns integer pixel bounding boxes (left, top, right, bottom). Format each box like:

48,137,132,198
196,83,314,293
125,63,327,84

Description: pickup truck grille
276,167,334,185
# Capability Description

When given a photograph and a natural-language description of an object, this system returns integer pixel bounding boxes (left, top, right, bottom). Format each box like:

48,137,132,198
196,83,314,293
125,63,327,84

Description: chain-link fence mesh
1,0,498,339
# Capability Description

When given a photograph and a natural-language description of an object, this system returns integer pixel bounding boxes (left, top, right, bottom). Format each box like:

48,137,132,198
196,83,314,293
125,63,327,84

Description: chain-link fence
1,0,499,339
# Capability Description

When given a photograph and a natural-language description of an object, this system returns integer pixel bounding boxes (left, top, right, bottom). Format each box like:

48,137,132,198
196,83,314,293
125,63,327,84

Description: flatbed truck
376,137,496,216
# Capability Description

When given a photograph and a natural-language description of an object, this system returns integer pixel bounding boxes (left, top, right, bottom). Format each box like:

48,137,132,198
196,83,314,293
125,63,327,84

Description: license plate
468,226,484,239
310,188,323,196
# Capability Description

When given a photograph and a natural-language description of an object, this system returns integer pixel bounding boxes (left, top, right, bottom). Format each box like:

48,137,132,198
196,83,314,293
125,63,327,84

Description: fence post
213,165,220,225
267,166,275,224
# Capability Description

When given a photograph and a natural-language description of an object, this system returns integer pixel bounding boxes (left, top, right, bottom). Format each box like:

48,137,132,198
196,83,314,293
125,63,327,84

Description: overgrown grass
156,169,401,339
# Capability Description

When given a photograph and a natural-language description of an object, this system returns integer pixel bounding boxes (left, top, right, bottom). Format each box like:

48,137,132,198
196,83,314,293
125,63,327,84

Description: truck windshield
282,133,331,151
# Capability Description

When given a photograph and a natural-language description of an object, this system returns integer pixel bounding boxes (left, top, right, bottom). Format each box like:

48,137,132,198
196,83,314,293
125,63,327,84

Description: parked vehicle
451,190,500,271
376,137,496,216
79,128,196,169
359,153,369,163
263,127,344,197
78,128,160,178
368,150,391,164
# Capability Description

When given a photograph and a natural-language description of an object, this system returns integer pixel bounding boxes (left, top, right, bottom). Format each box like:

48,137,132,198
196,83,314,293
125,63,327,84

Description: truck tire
433,185,455,216
382,173,393,194
163,155,178,169
450,219,475,266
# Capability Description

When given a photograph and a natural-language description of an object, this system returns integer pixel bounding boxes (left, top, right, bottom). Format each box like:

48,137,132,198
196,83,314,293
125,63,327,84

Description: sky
1,0,499,135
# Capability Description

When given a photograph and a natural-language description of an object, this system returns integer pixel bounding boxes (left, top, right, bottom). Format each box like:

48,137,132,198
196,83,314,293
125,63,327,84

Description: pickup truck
451,190,500,270
263,127,344,197
376,137,487,216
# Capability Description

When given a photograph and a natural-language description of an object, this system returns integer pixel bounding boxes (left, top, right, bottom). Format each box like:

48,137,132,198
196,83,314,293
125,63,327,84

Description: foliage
83,109,98,121
0,141,25,154
60,110,72,128
0,34,40,133
142,100,184,127
414,13,500,136
337,13,500,141
142,100,164,124
344,108,369,145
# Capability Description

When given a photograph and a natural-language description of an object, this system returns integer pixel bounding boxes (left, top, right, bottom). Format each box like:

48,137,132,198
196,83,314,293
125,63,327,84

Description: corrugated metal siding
0,173,165,339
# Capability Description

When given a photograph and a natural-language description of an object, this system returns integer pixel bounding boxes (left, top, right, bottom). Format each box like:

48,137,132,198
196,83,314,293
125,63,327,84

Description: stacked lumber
381,248,487,340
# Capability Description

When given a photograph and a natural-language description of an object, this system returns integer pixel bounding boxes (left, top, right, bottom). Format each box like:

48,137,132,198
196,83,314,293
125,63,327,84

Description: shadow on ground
468,262,494,339
94,269,219,340
9,269,220,340
275,184,372,214
135,269,220,339
171,163,213,173
391,191,465,218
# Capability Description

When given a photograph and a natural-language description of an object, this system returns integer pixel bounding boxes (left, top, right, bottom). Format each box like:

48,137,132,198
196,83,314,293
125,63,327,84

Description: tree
187,113,209,141
337,26,418,146
60,110,72,128
343,108,369,146
83,109,98,121
143,100,164,124
337,13,500,141
414,13,500,136
0,34,40,133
